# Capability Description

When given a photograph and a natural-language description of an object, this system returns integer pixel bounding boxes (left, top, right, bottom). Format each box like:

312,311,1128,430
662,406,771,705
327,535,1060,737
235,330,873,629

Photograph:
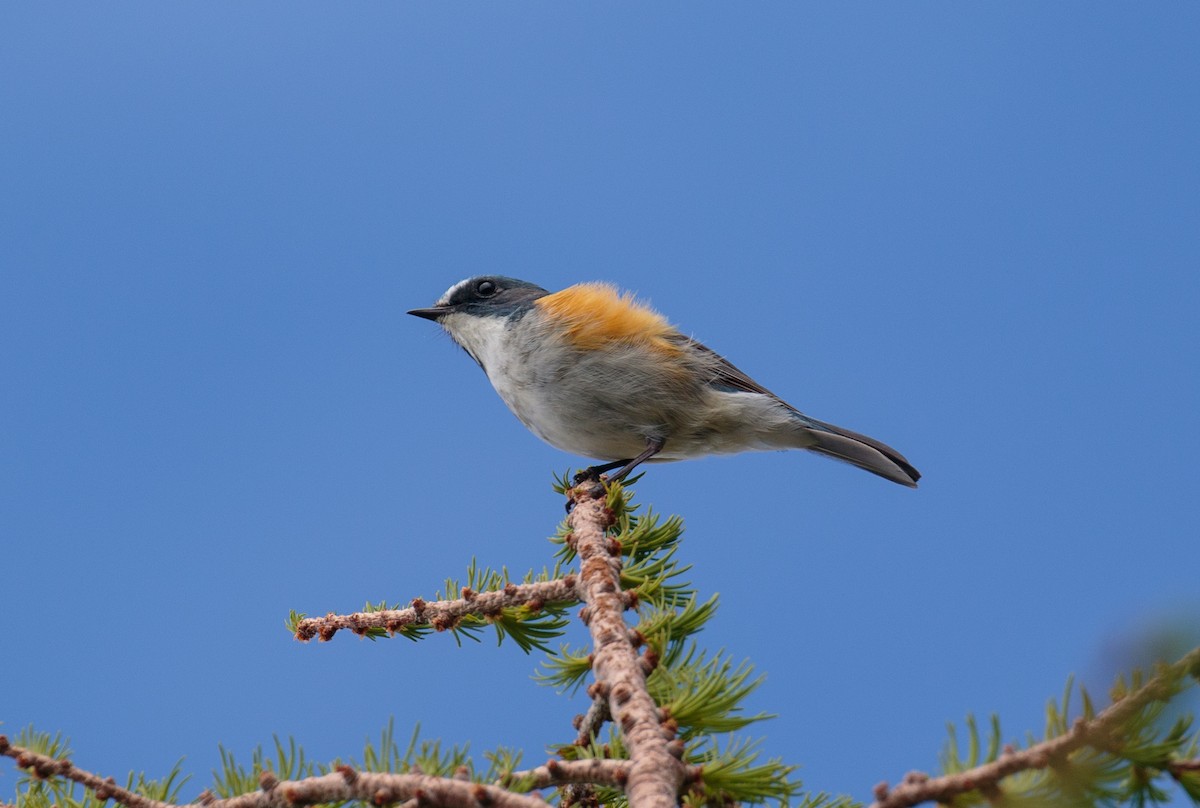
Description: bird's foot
571,467,604,486
565,472,609,513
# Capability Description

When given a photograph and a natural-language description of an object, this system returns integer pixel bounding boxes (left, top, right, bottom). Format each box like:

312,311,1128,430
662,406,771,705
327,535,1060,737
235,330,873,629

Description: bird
408,276,920,488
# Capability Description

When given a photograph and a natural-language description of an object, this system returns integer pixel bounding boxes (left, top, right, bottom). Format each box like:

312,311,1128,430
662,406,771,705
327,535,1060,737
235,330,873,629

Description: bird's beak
407,306,451,321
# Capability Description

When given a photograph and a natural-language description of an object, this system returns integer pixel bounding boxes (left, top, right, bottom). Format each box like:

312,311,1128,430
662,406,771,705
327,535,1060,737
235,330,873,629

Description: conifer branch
870,646,1200,808
504,758,629,788
20,477,1188,808
572,698,612,747
293,577,578,642
0,737,551,808
564,696,612,808
566,480,687,808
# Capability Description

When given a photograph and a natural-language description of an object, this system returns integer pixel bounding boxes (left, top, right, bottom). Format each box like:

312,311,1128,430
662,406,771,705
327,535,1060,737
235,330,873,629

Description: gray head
408,276,550,322
408,276,552,371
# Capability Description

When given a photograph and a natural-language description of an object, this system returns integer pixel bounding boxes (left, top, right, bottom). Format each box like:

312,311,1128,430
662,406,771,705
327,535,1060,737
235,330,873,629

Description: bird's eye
476,280,498,297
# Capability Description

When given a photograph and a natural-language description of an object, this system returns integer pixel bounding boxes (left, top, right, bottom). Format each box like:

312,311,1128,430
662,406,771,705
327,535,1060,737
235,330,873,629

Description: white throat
439,312,513,374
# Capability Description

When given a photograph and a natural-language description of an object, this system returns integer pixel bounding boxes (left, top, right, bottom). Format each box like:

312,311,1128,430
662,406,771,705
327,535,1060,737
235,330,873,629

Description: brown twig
0,737,550,808
870,646,1200,808
560,708,611,808
1169,758,1200,775
505,758,629,789
567,481,686,808
573,697,612,747
295,577,578,641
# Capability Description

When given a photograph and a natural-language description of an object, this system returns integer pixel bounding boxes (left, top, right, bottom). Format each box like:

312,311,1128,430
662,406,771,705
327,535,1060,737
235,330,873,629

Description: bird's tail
794,416,921,488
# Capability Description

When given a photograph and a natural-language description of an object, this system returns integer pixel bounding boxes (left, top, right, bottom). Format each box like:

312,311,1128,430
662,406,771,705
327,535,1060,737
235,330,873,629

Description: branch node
94,777,116,801
639,647,659,675
258,770,279,791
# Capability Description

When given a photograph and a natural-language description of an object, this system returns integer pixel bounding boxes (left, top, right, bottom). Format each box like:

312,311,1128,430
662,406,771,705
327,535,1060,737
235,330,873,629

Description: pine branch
562,690,614,808
503,759,629,789
0,737,550,808
35,477,1192,808
870,645,1200,808
293,577,578,643
566,480,690,808
572,698,612,747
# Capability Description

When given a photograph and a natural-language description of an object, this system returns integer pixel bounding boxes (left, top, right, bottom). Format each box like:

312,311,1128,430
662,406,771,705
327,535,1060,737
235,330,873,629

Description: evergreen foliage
7,727,187,808
6,481,1200,808
938,667,1200,807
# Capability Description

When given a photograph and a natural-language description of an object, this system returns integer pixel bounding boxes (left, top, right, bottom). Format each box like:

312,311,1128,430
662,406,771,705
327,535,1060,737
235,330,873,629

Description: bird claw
572,467,603,486
565,472,609,513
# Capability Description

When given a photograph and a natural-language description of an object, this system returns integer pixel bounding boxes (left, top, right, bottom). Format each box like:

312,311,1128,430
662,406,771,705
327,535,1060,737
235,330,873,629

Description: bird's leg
566,437,666,513
573,437,665,485
607,436,665,481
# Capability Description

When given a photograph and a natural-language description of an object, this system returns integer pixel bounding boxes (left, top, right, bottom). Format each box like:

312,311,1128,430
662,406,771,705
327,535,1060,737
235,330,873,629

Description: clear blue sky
3,3,1199,804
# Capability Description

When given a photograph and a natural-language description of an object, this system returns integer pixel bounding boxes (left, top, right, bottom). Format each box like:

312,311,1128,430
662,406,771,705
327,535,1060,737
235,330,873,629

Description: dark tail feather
798,419,921,488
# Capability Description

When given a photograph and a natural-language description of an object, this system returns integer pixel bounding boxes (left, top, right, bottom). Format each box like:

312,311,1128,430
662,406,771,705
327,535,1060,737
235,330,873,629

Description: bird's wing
669,335,788,401
668,336,921,486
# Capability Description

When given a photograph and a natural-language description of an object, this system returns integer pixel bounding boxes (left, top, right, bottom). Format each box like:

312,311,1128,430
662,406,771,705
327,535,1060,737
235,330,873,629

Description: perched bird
409,276,920,487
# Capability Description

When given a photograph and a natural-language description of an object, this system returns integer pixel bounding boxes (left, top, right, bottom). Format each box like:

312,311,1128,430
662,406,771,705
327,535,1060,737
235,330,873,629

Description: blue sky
3,3,1199,804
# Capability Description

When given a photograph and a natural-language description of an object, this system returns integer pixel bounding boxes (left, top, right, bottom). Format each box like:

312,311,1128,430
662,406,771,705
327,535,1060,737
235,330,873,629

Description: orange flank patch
534,283,683,354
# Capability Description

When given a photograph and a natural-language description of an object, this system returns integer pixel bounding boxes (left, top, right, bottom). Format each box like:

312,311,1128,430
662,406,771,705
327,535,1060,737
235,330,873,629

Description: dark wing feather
673,336,786,400
673,335,921,486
